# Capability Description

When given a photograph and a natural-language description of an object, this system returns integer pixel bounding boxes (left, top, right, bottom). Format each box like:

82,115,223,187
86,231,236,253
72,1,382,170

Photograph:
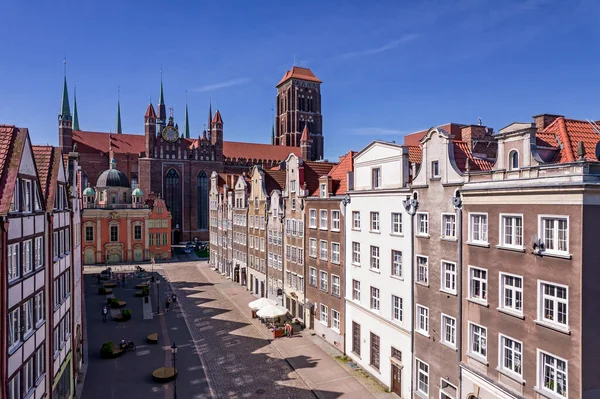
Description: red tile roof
264,169,286,194
321,150,355,196
536,117,600,163
223,141,301,161
32,146,53,199
145,103,157,118
276,67,322,87
0,125,27,215
408,146,422,164
453,141,494,171
300,124,311,142
403,123,465,146
304,161,336,196
212,110,223,124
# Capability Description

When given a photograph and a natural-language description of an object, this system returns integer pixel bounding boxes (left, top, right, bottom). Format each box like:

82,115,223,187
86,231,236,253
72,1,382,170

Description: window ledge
440,288,457,296
496,367,525,385
23,330,35,341
415,281,430,288
369,230,381,234
533,386,568,399
441,237,458,242
497,307,525,320
534,319,571,335
466,353,489,367
466,297,489,307
538,251,572,260
8,341,23,356
416,330,430,338
467,241,490,248
390,275,404,281
351,262,361,267
331,229,340,233
415,390,428,399
369,268,381,274
390,233,404,237
441,341,457,351
496,245,526,253
416,234,430,239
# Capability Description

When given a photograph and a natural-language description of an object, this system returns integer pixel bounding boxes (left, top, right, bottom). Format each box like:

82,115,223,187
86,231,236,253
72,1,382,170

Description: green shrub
100,342,114,359
121,308,132,321
98,287,107,295
108,297,120,308
142,286,149,296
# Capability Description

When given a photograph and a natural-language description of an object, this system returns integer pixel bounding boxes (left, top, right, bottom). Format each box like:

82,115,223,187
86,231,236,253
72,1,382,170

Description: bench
147,333,158,344
152,367,177,383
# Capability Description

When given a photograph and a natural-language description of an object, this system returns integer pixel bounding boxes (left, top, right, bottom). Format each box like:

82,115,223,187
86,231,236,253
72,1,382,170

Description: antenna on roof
586,119,600,135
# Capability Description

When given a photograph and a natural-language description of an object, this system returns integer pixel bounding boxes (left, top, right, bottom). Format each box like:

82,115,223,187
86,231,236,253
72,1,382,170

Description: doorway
391,364,402,396
134,248,143,262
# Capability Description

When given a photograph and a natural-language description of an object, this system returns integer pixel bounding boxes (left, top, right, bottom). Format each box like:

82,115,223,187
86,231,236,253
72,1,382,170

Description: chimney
461,125,489,151
533,114,563,130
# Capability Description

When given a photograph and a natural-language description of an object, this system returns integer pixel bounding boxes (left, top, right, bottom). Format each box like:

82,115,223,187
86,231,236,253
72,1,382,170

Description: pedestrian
121,274,126,287
171,293,177,307
102,306,108,322
165,297,171,312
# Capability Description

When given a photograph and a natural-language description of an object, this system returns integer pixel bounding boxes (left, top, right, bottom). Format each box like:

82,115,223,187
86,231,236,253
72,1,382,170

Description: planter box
273,329,286,339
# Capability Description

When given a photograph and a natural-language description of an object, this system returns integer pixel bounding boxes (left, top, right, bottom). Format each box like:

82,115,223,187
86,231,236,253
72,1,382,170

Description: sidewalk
197,262,395,399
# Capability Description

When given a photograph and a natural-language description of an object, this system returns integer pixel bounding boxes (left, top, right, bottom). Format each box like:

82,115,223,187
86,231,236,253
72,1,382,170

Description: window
298,276,304,292
352,321,361,356
370,212,379,232
500,273,523,314
431,160,440,178
309,239,317,258
7,371,20,399
8,243,19,281
370,286,380,310
441,261,457,294
331,275,340,297
10,181,19,212
34,292,44,325
417,212,428,235
352,280,360,301
538,281,568,328
331,243,340,264
110,225,118,242
469,322,487,359
372,167,381,189
370,333,380,370
392,295,402,322
391,250,402,277
34,236,43,269
23,356,34,394
441,314,456,347
416,359,429,396
499,334,522,377
509,150,519,170
320,183,327,197
134,225,142,240
352,211,360,229
23,179,32,212
370,246,380,271
417,305,429,335
53,231,59,258
319,210,328,229
538,350,567,397
331,309,340,331
441,214,456,239
162,219,168,228
391,213,402,234
319,240,328,260
416,256,428,284
36,344,45,380
320,271,328,292
320,304,328,324
501,215,523,248
391,347,402,361
290,180,296,193
540,216,568,254
468,266,487,303
309,209,317,228
24,298,34,336
469,213,488,244
23,240,32,274
8,307,21,349
352,242,360,265
331,210,340,231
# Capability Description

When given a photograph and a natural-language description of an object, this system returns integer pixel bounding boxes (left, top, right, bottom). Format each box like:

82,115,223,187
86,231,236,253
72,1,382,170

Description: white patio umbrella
256,303,288,319
248,297,277,310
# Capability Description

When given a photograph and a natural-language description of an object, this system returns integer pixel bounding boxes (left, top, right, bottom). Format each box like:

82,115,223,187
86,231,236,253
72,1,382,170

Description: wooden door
391,364,402,396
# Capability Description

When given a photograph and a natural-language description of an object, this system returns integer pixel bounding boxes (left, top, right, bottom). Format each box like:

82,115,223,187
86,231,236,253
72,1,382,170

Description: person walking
171,293,177,307
102,306,108,322
165,297,171,313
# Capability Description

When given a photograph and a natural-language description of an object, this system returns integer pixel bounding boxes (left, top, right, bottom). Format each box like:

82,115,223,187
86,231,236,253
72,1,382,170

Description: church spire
184,91,190,139
59,61,71,121
157,69,166,123
159,72,165,106
72,86,80,130
116,87,122,134
271,122,275,145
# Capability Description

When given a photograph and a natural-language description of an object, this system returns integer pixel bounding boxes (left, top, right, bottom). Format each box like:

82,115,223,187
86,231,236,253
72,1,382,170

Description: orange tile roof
0,125,17,184
453,141,494,171
321,150,355,196
536,117,600,163
408,146,422,164
300,124,311,142
403,123,465,146
264,169,286,194
32,146,53,199
276,66,322,87
0,125,27,215
304,160,336,196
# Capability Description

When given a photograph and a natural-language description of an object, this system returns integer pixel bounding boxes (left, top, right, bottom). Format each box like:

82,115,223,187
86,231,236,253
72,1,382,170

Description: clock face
162,126,179,142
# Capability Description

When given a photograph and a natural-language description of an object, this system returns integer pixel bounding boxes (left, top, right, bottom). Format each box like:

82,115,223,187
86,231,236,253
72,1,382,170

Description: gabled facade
232,175,249,285
266,188,285,304
209,173,234,277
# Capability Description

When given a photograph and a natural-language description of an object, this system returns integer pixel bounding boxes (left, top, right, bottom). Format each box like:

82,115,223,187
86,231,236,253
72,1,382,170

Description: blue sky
1,0,599,160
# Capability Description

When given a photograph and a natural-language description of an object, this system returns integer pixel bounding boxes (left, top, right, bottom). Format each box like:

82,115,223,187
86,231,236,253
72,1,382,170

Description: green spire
159,70,165,105
72,86,80,130
116,96,122,134
184,97,190,139
59,75,71,121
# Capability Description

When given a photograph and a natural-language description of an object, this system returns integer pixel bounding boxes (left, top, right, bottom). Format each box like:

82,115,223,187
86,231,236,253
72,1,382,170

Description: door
84,248,95,265
134,248,143,262
391,364,402,396
261,281,265,298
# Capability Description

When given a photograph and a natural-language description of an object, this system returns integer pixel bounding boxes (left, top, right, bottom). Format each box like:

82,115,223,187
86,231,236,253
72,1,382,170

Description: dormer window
431,161,440,179
22,180,32,212
320,184,327,198
509,150,519,170
372,168,382,189
290,180,296,193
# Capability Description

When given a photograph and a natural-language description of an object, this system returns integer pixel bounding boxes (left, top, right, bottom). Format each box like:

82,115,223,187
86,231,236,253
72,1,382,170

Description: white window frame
319,183,327,198
320,304,328,325
441,260,457,295
352,242,360,265
8,307,21,350
352,280,361,301
468,321,487,361
498,272,523,316
23,239,33,274
391,250,402,278
537,280,569,331
469,212,488,245
370,246,380,271
319,210,328,230
370,286,380,310
331,275,340,297
498,333,523,379
352,211,360,230
331,309,340,332
309,238,317,258
509,150,519,170
331,242,340,264
371,167,381,189
439,379,457,399
431,160,440,178
499,213,524,249
370,212,380,232
441,313,456,348
441,213,456,240
391,295,402,322
309,267,317,286
309,209,317,228
416,255,429,285
319,240,328,261
391,212,402,235
536,349,568,398
417,212,429,236
538,215,569,255
416,304,429,336
468,265,488,305
319,271,328,292
416,358,429,396
331,210,340,232
8,243,19,281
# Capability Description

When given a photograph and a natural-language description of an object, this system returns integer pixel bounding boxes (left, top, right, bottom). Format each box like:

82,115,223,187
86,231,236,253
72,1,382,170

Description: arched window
509,150,519,170
197,171,209,230
165,169,180,228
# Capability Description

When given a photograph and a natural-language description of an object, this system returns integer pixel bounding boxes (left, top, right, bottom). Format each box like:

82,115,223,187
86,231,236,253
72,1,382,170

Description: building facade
266,188,285,305
232,176,249,286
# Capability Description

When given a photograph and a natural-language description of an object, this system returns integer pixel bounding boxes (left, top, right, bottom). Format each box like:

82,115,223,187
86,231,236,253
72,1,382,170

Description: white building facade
344,141,413,397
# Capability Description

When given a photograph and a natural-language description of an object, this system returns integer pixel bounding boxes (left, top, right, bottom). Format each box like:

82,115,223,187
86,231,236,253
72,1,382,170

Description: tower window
509,150,519,170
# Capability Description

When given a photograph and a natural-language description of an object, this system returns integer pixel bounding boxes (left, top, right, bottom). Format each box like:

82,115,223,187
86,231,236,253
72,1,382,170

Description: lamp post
171,342,178,399
156,280,160,314
151,257,155,282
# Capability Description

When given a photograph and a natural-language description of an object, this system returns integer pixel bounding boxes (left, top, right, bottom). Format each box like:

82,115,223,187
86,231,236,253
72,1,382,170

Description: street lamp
156,280,161,314
171,342,178,399
151,258,155,282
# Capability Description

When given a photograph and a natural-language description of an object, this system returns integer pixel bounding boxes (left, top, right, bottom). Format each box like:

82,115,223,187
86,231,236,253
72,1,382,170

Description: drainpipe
341,193,351,355
402,195,418,398
453,192,463,398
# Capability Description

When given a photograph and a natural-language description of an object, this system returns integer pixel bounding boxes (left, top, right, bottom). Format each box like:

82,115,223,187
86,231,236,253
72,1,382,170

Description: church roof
145,103,157,118
300,124,311,142
276,67,322,87
212,110,223,124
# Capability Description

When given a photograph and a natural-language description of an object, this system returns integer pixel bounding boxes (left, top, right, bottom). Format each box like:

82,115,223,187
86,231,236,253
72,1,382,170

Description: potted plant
98,286,108,295
121,308,132,321
100,342,114,359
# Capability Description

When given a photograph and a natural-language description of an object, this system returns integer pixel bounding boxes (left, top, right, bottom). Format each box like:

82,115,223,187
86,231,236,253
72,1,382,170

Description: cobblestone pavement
160,262,331,399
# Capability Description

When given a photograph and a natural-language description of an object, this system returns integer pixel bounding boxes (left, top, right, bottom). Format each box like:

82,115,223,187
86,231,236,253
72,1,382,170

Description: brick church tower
274,67,323,161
